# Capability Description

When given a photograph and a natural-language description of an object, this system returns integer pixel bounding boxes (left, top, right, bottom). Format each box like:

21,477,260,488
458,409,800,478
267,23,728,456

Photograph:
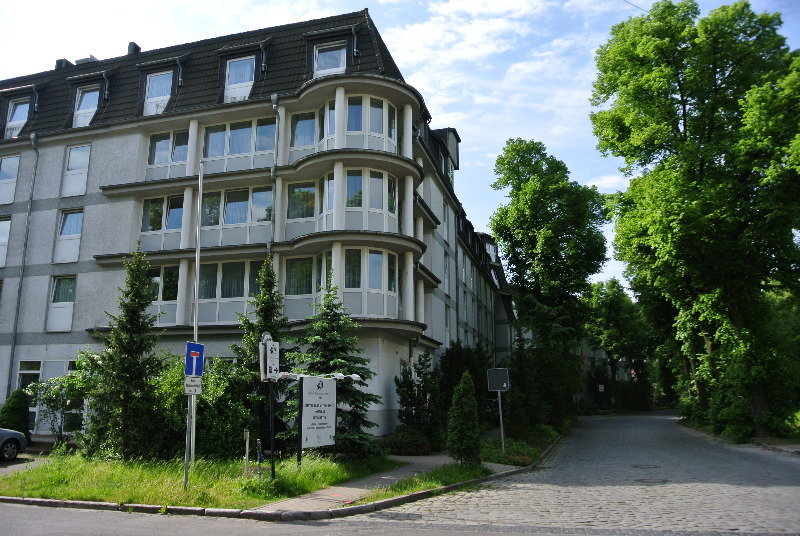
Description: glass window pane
67,145,90,171
388,104,397,140
59,211,83,236
370,171,383,209
224,189,248,224
146,72,172,99
345,249,361,288
388,253,397,292
326,174,334,211
165,196,183,229
369,98,383,134
0,220,9,243
318,105,325,142
252,187,273,222
315,253,323,292
388,175,397,213
316,44,345,72
346,170,362,207
77,88,99,110
221,262,245,298
368,250,382,290
228,121,252,155
172,131,188,162
325,251,332,287
347,97,362,131
249,261,263,297
20,361,40,371
141,199,163,232
162,266,179,301
9,101,29,122
149,133,171,165
285,258,312,295
147,268,160,301
291,113,315,147
327,101,336,136
201,192,221,226
227,57,255,85
199,264,218,299
204,125,226,158
255,118,276,151
287,183,315,219
53,277,76,303
0,156,20,181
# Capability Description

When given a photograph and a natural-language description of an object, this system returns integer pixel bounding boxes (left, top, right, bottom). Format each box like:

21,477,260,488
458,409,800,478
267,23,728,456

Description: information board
487,368,510,392
300,376,336,448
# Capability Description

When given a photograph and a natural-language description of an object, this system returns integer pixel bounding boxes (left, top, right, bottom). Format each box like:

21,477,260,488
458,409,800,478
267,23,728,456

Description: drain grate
635,478,670,484
632,464,661,468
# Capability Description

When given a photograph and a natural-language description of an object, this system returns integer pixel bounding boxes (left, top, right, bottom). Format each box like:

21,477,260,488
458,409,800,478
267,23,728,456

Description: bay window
202,118,276,173
340,248,399,317
146,131,188,180
146,265,179,325
342,168,398,233
345,96,397,153
199,186,272,247
197,260,262,323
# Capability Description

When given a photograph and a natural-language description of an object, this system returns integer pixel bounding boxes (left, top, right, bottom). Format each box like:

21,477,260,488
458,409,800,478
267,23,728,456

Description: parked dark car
0,428,27,461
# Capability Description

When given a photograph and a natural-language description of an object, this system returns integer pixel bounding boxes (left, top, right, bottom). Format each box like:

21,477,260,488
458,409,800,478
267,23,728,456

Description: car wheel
1,439,20,461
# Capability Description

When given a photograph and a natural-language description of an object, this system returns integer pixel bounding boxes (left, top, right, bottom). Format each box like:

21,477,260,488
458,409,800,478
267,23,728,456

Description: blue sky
2,0,797,283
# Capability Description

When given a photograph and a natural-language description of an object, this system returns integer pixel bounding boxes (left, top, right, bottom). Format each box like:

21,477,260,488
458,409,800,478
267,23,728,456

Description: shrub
447,371,481,465
394,351,442,447
531,423,559,443
383,427,432,456
0,389,32,441
481,438,540,466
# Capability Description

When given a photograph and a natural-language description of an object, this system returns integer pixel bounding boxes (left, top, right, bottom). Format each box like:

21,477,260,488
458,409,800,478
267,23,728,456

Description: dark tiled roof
0,9,404,140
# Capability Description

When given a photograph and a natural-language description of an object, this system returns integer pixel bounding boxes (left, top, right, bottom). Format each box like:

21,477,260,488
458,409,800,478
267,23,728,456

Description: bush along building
0,10,514,434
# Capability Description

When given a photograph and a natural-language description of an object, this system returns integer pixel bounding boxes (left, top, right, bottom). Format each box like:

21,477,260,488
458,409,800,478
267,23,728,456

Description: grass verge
481,439,541,466
0,453,401,509
352,463,491,505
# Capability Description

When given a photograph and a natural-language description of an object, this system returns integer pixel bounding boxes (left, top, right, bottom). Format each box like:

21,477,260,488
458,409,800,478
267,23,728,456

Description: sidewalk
255,453,516,512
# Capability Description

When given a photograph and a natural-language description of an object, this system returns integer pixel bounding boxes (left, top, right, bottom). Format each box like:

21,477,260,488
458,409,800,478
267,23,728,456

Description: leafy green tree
490,138,607,428
26,372,86,446
438,341,491,426
447,371,481,465
0,389,32,441
591,0,799,436
287,286,381,458
79,248,165,459
394,350,441,445
230,258,291,451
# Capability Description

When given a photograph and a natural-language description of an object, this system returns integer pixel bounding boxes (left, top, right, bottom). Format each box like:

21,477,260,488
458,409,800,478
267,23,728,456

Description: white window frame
47,275,76,332
0,155,19,205
61,144,91,197
73,85,100,128
143,71,172,116
224,56,255,103
314,42,346,77
344,95,398,153
201,118,276,173
4,98,29,139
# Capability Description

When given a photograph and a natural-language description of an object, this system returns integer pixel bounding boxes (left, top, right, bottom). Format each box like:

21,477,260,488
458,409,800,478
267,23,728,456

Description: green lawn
353,463,491,505
0,453,400,509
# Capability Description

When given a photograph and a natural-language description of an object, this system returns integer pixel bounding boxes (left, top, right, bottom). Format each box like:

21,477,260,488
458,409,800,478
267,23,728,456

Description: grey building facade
0,10,514,434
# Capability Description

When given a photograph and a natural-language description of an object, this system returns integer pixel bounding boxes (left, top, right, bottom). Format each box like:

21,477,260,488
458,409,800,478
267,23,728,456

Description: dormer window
224,56,255,103
73,85,99,128
144,71,172,116
5,98,30,139
314,42,346,77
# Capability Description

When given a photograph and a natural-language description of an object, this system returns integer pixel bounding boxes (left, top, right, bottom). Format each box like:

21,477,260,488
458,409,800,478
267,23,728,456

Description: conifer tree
289,286,381,458
447,371,481,465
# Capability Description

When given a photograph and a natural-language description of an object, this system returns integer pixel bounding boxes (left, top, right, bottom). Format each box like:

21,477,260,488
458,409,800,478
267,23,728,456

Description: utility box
487,368,510,392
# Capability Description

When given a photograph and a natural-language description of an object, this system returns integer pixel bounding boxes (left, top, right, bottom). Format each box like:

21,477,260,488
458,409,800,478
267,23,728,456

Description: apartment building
0,10,514,434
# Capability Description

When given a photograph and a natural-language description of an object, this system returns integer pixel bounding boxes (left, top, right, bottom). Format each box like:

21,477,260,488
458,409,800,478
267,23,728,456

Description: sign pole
183,397,191,489
498,391,505,454
297,377,303,467
269,380,276,479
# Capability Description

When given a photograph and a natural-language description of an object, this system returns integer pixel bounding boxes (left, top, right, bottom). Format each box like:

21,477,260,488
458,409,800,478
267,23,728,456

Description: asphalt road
2,411,799,536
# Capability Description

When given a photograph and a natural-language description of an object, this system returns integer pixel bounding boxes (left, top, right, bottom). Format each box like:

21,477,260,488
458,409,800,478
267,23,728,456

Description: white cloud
587,174,628,192
430,0,552,17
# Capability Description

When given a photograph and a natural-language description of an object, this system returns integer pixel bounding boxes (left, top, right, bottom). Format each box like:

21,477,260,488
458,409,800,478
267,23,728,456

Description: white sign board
259,334,280,381
184,375,202,395
300,376,336,448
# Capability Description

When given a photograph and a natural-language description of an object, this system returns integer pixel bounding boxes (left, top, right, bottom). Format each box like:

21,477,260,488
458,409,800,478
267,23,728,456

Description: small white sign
300,376,336,448
260,337,280,381
185,376,202,396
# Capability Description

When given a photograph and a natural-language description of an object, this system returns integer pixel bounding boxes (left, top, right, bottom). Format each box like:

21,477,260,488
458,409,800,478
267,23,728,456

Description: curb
0,433,566,521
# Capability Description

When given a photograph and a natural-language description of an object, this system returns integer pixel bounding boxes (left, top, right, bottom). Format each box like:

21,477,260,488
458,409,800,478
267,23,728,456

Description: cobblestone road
348,411,800,534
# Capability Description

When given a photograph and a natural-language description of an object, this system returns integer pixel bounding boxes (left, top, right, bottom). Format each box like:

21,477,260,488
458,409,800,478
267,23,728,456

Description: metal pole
498,391,505,454
269,380,276,479
189,162,204,466
190,395,196,462
183,396,191,489
297,377,303,467
243,429,250,478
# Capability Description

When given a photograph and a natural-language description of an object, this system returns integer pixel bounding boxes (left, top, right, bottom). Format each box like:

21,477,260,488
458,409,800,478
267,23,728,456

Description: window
443,252,450,294
52,276,76,303
66,145,90,173
369,171,383,209
346,170,362,207
287,182,315,219
73,85,99,128
59,210,83,236
285,257,313,295
251,187,273,222
204,125,226,158
0,155,18,205
0,217,9,266
344,96,398,152
141,196,183,232
368,250,383,290
198,261,260,307
201,119,275,173
388,176,397,213
255,118,276,152
345,249,361,288
369,98,383,134
144,71,172,115
199,264,218,299
201,187,272,226
445,305,451,341
388,253,397,293
221,262,246,298
229,121,253,155
347,97,362,131
5,98,29,138
442,202,450,243
224,56,255,103
18,361,41,391
148,131,188,165
148,266,179,302
314,42,346,76
223,189,248,224
290,112,316,147
248,261,263,297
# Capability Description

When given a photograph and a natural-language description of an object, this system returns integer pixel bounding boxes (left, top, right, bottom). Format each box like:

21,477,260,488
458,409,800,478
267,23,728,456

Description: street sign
487,368,510,392
259,332,280,381
300,376,336,448
184,376,202,395
185,342,205,377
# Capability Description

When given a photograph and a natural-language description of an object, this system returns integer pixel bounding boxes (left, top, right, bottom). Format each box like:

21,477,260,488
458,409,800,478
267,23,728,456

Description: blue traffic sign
185,342,205,376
